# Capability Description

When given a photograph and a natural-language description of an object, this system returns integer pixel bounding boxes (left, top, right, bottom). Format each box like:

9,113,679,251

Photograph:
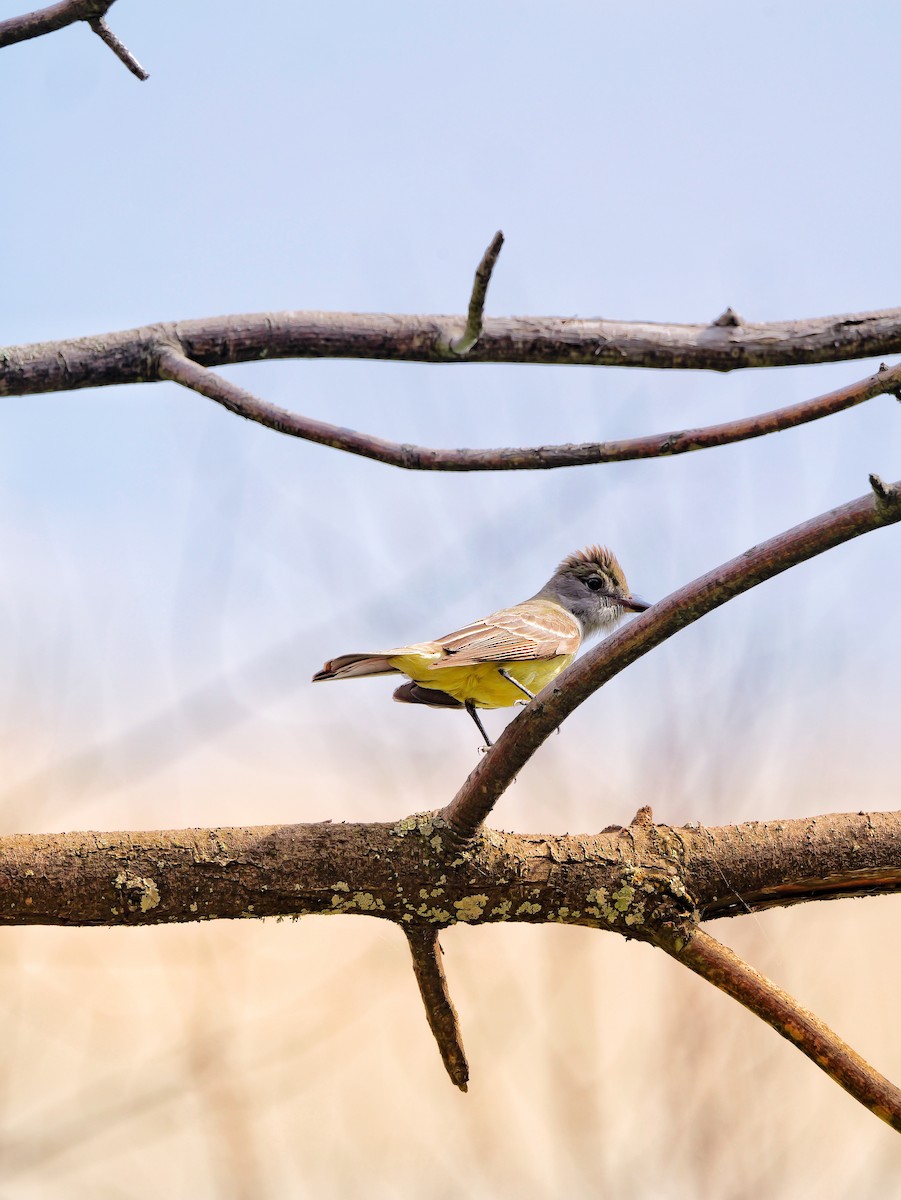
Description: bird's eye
585,576,605,592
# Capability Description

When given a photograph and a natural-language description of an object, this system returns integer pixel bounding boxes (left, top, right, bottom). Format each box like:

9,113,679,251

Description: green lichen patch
453,894,488,923
391,813,435,840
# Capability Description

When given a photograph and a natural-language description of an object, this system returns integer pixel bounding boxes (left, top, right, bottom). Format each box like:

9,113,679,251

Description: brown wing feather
429,600,580,669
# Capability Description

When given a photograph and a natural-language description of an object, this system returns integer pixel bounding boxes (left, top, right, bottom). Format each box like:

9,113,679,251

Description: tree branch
405,927,469,1091
157,346,900,470
672,811,901,918
664,928,901,1133
443,476,901,837
3,812,900,1121
447,230,504,355
86,13,146,78
7,305,901,399
0,0,147,79
3,812,900,931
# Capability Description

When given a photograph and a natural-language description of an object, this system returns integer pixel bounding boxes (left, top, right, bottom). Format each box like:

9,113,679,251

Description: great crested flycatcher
312,545,649,746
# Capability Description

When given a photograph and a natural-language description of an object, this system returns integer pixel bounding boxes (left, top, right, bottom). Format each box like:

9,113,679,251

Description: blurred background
2,0,900,1194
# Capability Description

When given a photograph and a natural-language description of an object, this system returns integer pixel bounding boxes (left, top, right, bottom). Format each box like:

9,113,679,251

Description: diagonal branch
448,231,504,355
8,306,901,398
0,0,147,79
86,13,146,78
663,928,901,1132
405,927,469,1091
157,346,900,471
443,476,901,837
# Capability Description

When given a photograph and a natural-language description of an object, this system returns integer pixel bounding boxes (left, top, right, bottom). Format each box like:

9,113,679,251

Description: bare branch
674,812,901,918
443,477,901,836
8,305,901,399
3,812,901,930
447,231,504,356
0,0,147,79
158,346,900,471
2,813,900,1121
87,13,146,79
0,0,105,45
405,928,469,1091
665,928,901,1133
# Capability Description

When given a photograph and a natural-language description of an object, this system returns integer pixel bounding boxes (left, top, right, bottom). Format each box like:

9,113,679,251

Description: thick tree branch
7,306,901,400
2,812,900,930
405,928,469,1091
158,347,899,470
0,0,147,78
3,812,900,1121
447,231,504,355
443,477,901,837
665,928,901,1133
671,812,901,917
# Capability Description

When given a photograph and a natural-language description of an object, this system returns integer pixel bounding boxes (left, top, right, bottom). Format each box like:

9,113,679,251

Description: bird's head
538,545,649,636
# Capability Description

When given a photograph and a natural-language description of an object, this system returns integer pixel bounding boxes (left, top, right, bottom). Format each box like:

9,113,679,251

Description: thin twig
157,346,901,471
405,927,469,1091
0,0,147,80
443,477,901,836
9,306,901,396
665,928,901,1132
88,13,147,78
448,231,504,356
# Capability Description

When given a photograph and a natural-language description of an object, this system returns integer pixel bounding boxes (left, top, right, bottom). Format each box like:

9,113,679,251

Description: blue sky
1,0,900,833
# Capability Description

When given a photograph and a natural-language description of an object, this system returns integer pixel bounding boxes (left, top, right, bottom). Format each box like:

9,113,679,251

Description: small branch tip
449,231,505,356
712,307,744,328
88,16,148,80
631,805,654,827
406,928,470,1091
869,473,901,512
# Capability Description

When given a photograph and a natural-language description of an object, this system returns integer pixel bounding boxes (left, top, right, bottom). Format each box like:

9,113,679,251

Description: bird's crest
556,544,626,584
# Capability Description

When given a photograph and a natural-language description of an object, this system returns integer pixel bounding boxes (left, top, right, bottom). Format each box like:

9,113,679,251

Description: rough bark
5,306,901,399
2,811,899,931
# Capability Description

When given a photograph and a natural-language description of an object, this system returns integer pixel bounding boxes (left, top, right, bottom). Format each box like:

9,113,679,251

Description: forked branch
444,475,901,836
2,812,901,1127
0,0,147,79
8,305,901,398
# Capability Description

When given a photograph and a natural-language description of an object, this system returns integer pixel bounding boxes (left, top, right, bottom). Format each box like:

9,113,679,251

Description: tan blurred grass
1,899,900,1198
1,744,900,1198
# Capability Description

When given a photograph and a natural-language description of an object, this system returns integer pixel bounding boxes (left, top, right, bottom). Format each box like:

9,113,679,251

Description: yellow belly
386,653,574,709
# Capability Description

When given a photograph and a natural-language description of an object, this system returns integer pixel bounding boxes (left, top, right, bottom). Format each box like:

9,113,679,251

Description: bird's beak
621,594,651,612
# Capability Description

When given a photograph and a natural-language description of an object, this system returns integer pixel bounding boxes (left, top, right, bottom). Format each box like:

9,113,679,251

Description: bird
312,545,649,747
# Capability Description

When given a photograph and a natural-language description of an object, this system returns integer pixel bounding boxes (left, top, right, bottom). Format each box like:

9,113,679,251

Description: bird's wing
428,601,580,669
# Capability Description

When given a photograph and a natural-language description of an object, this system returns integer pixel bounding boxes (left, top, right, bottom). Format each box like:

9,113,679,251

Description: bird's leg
498,668,535,703
464,700,493,749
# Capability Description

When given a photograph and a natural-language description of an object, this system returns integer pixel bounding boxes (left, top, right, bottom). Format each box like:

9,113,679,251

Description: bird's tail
312,653,399,682
392,681,463,708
